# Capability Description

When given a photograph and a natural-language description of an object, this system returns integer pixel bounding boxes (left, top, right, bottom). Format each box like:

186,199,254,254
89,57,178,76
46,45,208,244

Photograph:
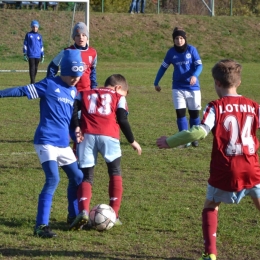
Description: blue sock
62,162,83,218
189,117,200,128
36,193,53,227
177,117,188,131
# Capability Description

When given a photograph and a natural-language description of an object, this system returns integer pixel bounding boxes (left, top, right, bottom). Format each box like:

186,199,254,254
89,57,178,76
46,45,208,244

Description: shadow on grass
0,247,193,259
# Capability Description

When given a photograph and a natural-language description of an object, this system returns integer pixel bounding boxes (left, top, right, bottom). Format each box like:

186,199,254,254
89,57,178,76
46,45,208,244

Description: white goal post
14,0,90,37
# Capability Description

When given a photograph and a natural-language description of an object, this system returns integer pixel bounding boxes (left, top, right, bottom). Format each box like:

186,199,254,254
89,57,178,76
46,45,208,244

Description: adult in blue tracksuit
0,49,84,238
23,20,44,84
154,27,203,147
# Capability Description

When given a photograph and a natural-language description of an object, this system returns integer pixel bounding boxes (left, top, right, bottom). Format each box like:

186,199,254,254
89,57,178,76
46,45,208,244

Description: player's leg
60,147,83,225
173,89,188,131
34,58,40,81
69,134,97,230
200,184,237,259
28,58,35,84
187,90,201,147
106,157,123,221
34,144,60,238
98,135,122,224
247,184,260,211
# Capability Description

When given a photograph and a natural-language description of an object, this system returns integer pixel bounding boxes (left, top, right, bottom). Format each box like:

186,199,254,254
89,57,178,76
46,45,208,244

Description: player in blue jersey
0,49,84,238
154,27,203,147
23,20,44,84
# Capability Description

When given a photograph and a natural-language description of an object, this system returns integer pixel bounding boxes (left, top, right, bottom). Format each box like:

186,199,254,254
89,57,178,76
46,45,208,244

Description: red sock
202,208,218,256
108,175,123,218
77,181,92,213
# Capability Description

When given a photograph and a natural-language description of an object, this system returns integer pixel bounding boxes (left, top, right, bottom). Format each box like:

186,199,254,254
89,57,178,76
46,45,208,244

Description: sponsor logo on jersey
186,53,191,59
55,88,60,93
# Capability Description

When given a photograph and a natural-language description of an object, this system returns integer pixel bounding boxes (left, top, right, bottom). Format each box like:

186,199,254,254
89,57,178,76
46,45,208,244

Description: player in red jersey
69,74,142,230
47,22,97,91
156,59,260,260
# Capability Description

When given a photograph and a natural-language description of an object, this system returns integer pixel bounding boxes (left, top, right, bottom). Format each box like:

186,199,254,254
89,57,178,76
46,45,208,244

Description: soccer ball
89,204,116,231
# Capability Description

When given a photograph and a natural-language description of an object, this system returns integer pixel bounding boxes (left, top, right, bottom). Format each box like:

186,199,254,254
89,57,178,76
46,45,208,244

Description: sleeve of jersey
23,33,28,54
90,66,97,89
116,108,135,143
166,125,208,148
154,65,167,86
193,64,203,78
70,99,82,129
46,51,63,77
0,87,27,98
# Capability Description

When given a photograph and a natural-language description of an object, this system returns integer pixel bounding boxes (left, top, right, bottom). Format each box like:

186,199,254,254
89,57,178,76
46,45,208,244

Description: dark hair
212,59,242,88
104,74,128,91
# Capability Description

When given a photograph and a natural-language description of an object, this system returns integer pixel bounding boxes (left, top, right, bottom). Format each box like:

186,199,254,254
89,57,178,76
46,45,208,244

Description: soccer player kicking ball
156,59,260,260
69,74,142,230
0,49,85,238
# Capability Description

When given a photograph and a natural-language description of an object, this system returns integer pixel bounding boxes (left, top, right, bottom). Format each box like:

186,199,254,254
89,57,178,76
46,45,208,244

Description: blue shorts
206,183,260,204
77,134,121,168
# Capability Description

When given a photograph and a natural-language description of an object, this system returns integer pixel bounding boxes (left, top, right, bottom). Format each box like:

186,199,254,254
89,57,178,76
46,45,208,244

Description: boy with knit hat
47,22,97,92
154,27,203,148
0,49,85,238
23,20,44,84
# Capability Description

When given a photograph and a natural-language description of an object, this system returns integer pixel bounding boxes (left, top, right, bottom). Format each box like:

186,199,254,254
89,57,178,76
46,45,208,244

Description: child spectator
23,20,44,84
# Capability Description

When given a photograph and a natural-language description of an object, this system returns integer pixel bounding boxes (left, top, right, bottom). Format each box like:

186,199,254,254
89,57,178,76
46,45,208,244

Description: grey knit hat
72,22,89,39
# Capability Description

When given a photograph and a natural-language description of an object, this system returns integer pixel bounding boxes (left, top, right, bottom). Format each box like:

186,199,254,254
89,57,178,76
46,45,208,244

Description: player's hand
156,136,170,149
130,140,142,155
190,76,197,86
23,54,28,62
41,56,44,63
75,127,84,143
154,85,161,92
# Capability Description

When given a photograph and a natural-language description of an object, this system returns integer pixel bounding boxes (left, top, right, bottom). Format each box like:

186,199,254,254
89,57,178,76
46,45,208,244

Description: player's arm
157,124,209,149
70,98,83,143
90,55,98,89
154,51,171,92
0,87,28,98
46,50,64,78
116,108,142,155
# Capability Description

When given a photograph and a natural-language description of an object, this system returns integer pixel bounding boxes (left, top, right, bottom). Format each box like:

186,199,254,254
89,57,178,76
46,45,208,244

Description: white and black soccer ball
89,204,116,231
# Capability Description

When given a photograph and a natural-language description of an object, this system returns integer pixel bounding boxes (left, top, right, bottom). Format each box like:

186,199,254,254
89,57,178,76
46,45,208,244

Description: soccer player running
156,59,260,260
0,49,85,238
69,74,142,230
154,27,203,147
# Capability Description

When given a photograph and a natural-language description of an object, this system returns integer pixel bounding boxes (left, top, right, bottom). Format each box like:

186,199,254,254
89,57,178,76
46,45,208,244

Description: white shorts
77,134,121,168
206,183,260,204
172,89,201,110
34,144,77,166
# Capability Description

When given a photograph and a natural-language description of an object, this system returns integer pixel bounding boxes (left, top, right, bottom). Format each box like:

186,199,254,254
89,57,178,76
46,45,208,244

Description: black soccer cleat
33,224,57,238
192,141,199,147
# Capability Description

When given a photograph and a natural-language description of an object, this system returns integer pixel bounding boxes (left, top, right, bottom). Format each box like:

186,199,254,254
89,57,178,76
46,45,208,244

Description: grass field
0,60,260,260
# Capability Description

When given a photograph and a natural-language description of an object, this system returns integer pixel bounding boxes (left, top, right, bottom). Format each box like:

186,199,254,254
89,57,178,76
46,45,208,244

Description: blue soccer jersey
0,77,76,147
23,32,44,59
162,45,202,91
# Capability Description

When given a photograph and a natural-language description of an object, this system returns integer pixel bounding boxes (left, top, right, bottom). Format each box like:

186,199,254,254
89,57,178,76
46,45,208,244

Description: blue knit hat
31,20,39,28
60,49,84,77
